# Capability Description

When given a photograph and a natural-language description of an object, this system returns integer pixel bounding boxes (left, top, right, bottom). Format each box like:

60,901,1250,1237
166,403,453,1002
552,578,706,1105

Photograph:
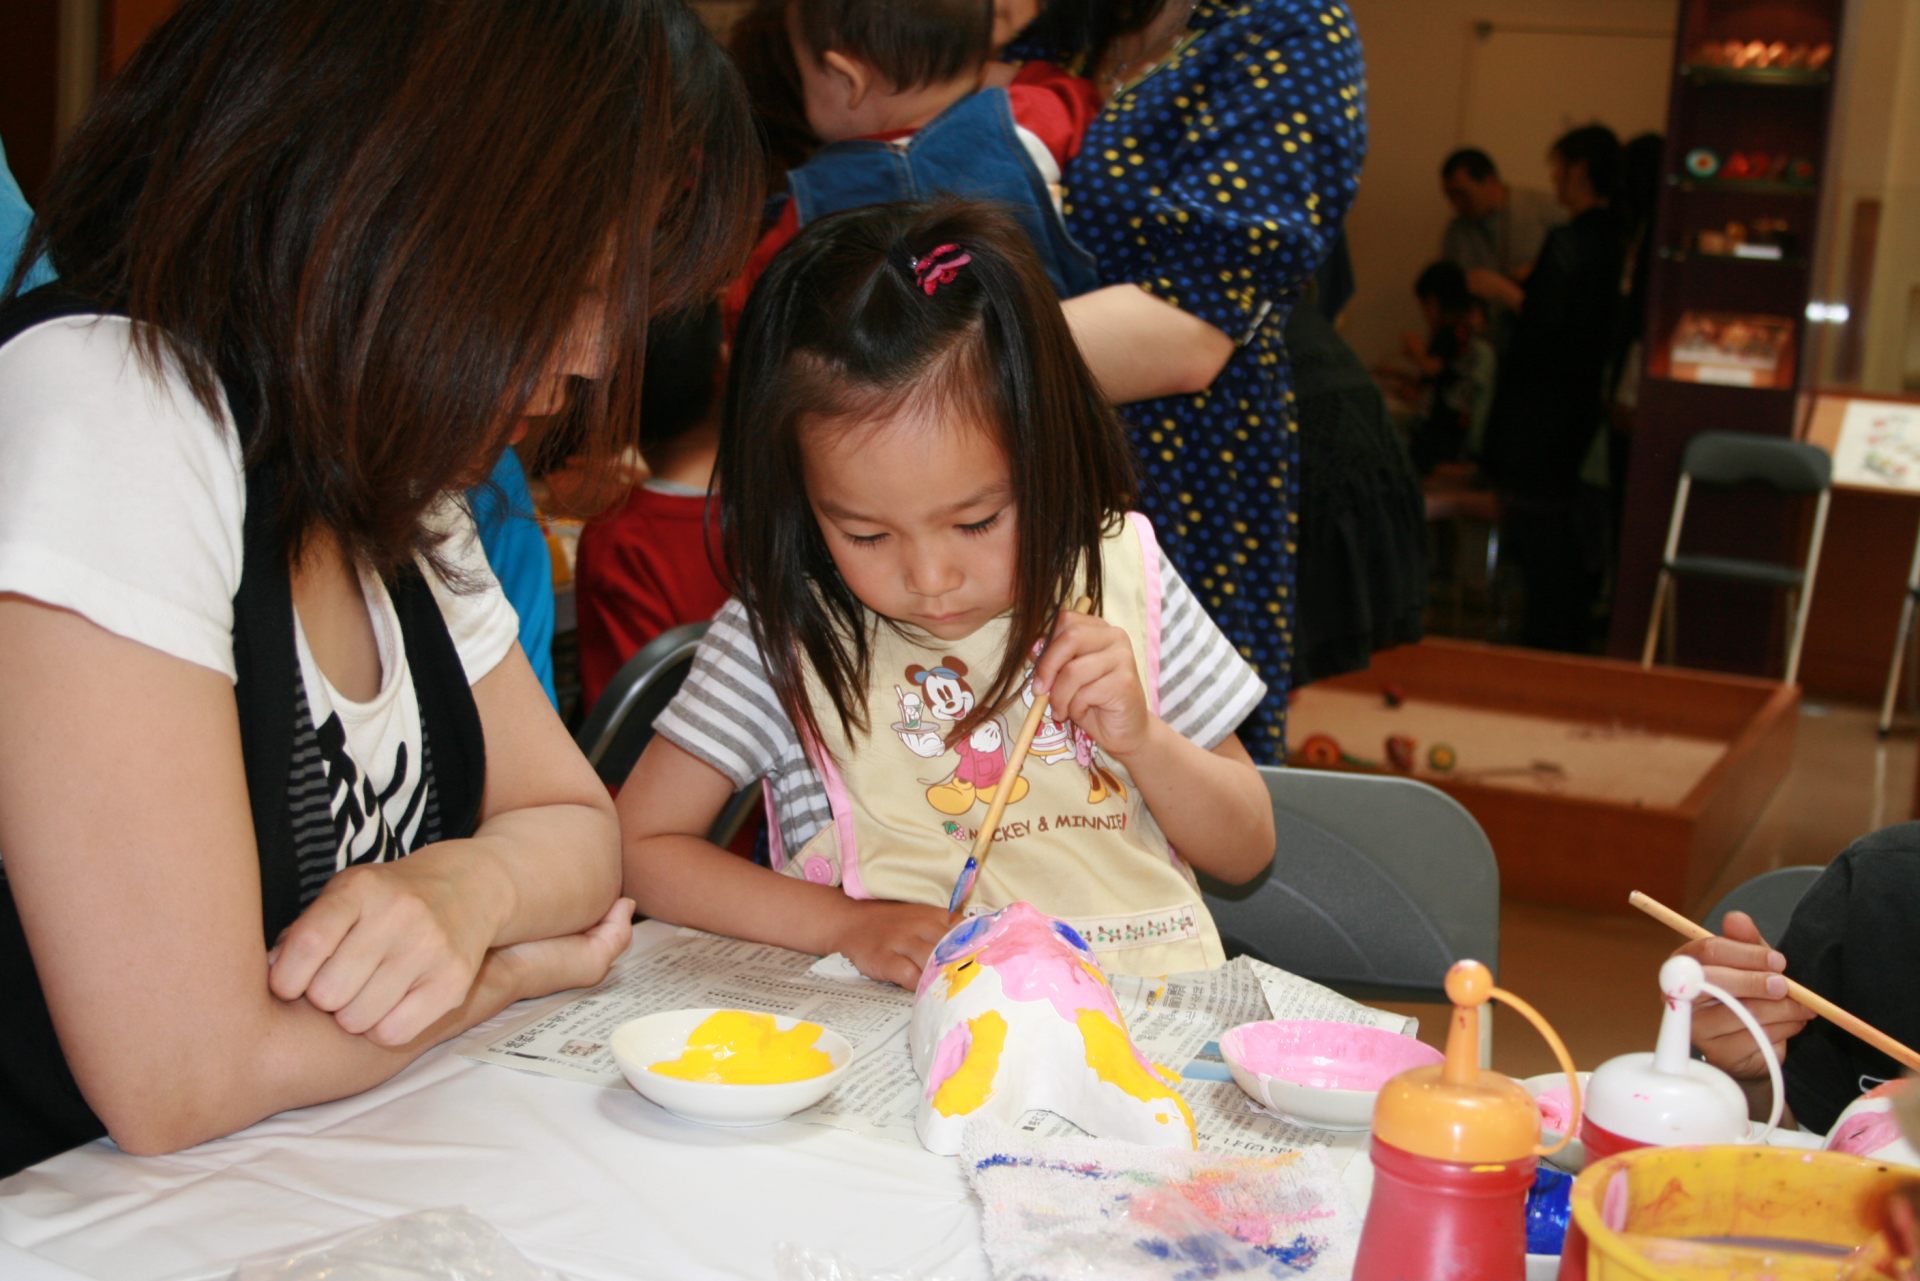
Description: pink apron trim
762,777,786,871
804,729,870,899
1127,511,1164,718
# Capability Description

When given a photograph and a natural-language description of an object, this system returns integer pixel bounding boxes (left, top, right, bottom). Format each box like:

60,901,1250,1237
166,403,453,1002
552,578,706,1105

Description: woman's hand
1676,910,1814,1080
269,851,508,1047
1031,610,1153,758
831,900,953,989
491,897,635,1002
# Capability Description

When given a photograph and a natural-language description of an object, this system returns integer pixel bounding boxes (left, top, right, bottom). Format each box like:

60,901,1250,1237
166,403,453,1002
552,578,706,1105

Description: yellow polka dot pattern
1054,0,1367,760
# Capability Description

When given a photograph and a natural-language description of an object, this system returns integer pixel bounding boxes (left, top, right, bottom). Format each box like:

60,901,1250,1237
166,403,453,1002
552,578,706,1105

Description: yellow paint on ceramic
1076,1008,1197,1143
931,1010,1008,1117
941,956,983,1001
649,1010,833,1084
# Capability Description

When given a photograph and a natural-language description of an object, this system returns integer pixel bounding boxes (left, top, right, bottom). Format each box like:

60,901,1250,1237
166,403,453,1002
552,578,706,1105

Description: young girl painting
620,201,1274,985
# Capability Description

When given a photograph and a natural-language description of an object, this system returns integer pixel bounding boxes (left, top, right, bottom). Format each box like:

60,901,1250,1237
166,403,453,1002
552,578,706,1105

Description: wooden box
1287,640,1799,913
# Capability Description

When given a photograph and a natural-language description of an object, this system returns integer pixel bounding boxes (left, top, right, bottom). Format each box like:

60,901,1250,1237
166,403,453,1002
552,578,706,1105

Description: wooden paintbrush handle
956,595,1094,907
1629,890,1920,1074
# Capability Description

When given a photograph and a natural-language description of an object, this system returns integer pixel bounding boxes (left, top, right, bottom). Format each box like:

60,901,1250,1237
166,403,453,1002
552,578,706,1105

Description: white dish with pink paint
1219,1019,1444,1131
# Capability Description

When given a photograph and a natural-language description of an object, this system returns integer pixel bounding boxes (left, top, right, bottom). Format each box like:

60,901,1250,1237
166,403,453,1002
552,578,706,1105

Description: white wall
1341,0,1679,364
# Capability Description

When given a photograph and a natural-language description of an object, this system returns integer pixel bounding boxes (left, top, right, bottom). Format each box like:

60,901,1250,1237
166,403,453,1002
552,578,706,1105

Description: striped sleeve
651,598,838,858
652,598,799,789
1155,553,1267,749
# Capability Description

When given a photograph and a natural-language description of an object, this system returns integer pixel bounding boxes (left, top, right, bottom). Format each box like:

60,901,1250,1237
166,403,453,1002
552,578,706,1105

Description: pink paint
1534,1084,1578,1133
973,904,1121,1024
1221,1020,1443,1092
1603,1169,1630,1233
925,1021,972,1100
1826,1109,1902,1157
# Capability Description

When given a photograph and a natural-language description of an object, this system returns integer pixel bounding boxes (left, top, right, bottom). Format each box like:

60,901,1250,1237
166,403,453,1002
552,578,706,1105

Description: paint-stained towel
961,1124,1359,1279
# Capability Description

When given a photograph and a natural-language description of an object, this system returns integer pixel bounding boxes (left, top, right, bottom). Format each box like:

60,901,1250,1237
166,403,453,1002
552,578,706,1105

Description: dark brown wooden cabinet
1608,0,1846,675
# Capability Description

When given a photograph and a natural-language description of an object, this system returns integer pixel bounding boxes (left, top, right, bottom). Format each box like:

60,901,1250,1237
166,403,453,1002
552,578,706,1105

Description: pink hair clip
912,244,972,295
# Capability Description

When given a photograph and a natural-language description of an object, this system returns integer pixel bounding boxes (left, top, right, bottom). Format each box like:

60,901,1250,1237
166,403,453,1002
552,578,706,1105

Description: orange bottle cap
1372,961,1576,1164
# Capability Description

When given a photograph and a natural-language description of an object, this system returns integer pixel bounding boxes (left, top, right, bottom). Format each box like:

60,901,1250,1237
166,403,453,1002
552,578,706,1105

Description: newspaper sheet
462,929,1411,1160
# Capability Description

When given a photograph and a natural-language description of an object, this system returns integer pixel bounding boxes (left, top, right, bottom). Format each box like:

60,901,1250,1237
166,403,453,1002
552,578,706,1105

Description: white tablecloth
0,924,988,1281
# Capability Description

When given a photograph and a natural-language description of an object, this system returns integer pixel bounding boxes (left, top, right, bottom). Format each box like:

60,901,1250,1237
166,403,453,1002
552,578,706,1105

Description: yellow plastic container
1564,1144,1915,1280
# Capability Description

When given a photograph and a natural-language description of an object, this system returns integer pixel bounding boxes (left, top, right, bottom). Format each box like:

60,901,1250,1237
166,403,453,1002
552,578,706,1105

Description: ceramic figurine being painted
908,902,1195,1156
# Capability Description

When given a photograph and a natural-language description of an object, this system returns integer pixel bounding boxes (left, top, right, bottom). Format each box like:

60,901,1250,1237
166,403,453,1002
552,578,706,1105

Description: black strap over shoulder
0,287,486,1175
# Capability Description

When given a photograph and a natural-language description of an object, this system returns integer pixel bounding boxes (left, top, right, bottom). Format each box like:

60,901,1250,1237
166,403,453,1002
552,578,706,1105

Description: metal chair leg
1881,592,1918,736
1642,572,1669,668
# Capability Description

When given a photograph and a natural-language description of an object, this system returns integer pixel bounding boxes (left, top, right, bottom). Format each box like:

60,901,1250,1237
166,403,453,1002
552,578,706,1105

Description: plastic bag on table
772,1243,961,1281
230,1206,570,1281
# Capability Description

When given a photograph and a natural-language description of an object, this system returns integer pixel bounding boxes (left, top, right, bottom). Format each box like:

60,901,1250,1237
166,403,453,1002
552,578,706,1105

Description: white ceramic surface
1220,1019,1444,1131
611,1007,851,1127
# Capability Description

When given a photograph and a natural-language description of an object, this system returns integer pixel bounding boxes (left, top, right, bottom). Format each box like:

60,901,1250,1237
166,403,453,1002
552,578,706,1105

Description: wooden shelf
1658,247,1810,268
1672,176,1819,196
1680,65,1832,87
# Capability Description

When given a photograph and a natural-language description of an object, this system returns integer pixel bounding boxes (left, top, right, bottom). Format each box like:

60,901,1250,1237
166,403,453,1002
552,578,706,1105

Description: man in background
1439,147,1560,353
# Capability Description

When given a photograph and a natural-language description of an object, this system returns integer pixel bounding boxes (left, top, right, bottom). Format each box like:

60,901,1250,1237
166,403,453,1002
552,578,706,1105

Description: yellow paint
931,1010,1008,1117
940,957,982,1001
649,1010,833,1084
1076,1009,1197,1145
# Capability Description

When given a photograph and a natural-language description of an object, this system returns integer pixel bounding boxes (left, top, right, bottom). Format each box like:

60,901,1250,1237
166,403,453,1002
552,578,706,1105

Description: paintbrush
1629,889,1920,1074
947,595,1094,920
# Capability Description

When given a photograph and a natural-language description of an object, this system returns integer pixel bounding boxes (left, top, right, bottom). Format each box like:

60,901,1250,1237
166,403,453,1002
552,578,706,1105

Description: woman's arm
1030,611,1273,884
1062,284,1236,404
619,737,950,988
0,598,629,1156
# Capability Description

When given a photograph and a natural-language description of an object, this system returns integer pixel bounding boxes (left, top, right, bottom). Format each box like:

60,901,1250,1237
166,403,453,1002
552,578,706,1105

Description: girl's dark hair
728,0,821,193
8,0,759,577
794,0,992,91
1414,260,1470,316
1006,0,1172,69
720,199,1137,754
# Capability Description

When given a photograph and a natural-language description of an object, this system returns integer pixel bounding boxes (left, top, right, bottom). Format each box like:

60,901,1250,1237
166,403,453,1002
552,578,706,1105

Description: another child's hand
1675,910,1814,1081
1031,610,1153,758
834,900,953,989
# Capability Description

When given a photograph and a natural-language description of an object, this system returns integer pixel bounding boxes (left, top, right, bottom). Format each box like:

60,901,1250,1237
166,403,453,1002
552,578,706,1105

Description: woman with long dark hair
0,0,757,1175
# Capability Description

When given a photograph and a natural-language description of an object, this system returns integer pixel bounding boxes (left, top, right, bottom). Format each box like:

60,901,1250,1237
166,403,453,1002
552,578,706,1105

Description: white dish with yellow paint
611,1007,852,1127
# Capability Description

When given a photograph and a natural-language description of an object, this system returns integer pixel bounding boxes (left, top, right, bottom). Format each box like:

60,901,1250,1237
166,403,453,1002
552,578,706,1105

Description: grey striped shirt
654,555,1267,857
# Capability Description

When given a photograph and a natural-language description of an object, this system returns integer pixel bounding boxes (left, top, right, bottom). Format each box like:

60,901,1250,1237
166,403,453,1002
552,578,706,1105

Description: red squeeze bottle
1352,961,1580,1281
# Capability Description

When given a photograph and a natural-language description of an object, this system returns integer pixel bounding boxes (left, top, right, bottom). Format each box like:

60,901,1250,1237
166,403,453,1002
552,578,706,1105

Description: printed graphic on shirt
314,712,429,871
891,645,1127,826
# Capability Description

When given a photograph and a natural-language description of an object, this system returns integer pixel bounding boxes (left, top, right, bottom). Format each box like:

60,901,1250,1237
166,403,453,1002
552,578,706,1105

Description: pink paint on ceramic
1221,1020,1443,1092
925,1021,973,1100
1827,1109,1903,1157
975,904,1119,1024
1535,1084,1578,1133
1603,1169,1630,1233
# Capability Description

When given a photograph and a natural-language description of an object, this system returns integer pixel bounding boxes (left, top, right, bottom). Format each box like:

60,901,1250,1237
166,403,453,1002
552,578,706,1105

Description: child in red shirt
574,304,730,712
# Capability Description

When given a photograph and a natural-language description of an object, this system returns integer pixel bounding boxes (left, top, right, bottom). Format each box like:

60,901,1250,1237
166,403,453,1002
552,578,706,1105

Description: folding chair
572,620,759,849
1199,767,1499,1002
1702,864,1824,944
1640,432,1831,685
1878,519,1920,736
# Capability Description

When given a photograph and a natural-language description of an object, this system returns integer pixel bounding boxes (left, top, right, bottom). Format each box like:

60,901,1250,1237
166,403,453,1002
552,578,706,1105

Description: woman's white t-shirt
0,315,519,877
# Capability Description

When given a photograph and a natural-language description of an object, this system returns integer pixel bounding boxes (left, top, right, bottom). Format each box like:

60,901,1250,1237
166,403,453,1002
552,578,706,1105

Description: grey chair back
1683,431,1831,494
575,621,709,789
1702,864,1824,944
1199,766,1499,1003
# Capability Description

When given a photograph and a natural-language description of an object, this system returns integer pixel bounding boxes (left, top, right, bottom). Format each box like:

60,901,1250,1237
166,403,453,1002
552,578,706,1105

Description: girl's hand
1675,910,1815,1080
1030,610,1154,758
269,853,506,1047
832,900,953,989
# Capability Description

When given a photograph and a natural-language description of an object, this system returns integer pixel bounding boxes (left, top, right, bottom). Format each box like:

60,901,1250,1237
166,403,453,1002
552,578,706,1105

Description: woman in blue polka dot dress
1008,0,1368,762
